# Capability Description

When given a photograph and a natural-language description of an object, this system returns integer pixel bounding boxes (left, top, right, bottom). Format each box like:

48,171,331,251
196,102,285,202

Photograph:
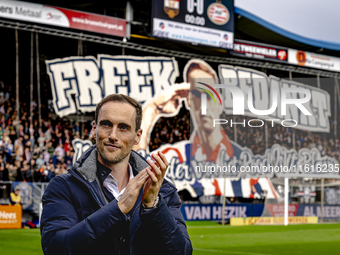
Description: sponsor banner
263,204,340,219
232,40,288,62
288,49,340,72
13,182,33,210
265,204,299,217
180,204,264,221
152,0,234,49
230,216,318,226
0,205,22,229
0,0,126,37
297,204,340,219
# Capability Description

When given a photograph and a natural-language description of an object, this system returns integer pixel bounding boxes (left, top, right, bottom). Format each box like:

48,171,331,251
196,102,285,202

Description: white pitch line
188,226,226,229
21,233,41,236
188,226,340,233
195,248,273,255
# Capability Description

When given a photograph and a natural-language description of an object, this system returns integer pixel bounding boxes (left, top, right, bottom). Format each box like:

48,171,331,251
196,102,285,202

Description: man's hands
142,151,169,208
117,168,149,214
117,151,169,214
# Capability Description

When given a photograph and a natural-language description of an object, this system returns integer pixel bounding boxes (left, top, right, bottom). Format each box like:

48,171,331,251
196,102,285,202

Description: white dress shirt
102,163,134,201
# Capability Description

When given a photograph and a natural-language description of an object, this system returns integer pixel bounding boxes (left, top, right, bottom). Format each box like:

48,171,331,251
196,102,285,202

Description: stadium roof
22,0,340,58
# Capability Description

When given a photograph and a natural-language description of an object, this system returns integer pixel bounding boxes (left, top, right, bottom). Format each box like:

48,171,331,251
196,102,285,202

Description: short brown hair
95,94,142,131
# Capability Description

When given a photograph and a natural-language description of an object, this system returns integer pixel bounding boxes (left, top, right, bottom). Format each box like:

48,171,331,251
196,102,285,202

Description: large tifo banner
0,0,126,37
152,0,234,49
47,55,339,199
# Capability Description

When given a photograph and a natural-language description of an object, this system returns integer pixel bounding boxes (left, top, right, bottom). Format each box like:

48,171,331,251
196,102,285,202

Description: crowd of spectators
0,82,339,192
150,103,190,152
0,83,94,195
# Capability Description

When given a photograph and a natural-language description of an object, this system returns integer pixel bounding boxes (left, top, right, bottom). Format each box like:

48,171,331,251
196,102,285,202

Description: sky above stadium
235,0,340,50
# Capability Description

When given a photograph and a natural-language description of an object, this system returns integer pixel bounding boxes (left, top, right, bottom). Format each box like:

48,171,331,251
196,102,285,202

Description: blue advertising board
180,204,264,221
297,204,340,219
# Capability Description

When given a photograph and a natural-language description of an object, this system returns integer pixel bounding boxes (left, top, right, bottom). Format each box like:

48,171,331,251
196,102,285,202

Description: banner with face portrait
47,55,339,199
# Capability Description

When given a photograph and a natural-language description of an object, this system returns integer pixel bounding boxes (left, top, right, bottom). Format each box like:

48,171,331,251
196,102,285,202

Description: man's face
190,69,222,132
92,101,142,167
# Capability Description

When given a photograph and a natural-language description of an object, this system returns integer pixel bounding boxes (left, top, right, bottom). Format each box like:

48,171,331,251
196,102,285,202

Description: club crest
164,0,180,19
207,1,230,25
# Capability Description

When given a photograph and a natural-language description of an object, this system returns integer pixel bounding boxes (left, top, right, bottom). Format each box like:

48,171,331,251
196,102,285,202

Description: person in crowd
54,143,65,159
8,163,17,181
36,154,45,169
43,149,50,163
9,187,21,206
37,132,46,150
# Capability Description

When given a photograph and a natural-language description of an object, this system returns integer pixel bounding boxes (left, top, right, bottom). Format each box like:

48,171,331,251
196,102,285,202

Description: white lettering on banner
46,56,179,117
303,206,314,216
218,65,331,132
193,207,201,220
73,60,102,112
126,61,153,99
202,206,210,219
225,206,247,218
72,138,93,165
185,206,195,220
145,142,339,199
71,17,124,31
234,44,277,57
303,206,340,218
184,206,211,220
158,142,339,194
182,206,247,220
48,61,78,116
101,59,128,96
213,206,221,219
0,211,17,220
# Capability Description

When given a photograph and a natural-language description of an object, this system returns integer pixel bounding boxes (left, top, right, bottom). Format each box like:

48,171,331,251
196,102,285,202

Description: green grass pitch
0,222,339,255
187,221,340,255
